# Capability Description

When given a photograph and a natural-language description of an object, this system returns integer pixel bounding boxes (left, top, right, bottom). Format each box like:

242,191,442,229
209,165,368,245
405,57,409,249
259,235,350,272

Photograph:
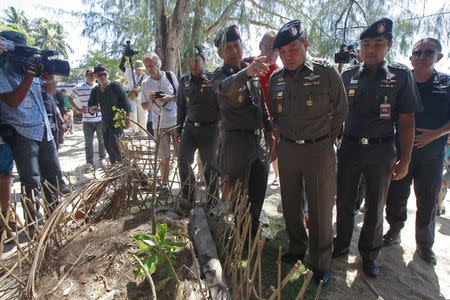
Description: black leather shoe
313,269,331,286
332,237,349,258
383,230,401,246
417,248,437,265
362,259,380,278
281,252,304,264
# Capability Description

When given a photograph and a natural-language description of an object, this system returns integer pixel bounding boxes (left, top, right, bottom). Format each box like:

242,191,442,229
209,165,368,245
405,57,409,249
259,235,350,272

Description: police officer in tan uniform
269,20,348,285
176,46,219,206
333,18,423,278
212,25,275,235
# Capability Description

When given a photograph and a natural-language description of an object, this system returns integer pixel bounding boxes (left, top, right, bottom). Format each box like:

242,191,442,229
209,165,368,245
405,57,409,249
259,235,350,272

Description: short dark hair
414,37,442,53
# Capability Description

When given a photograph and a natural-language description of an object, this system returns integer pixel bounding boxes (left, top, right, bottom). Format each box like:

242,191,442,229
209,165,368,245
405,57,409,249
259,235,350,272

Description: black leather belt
281,134,328,145
343,135,394,145
226,128,262,135
187,119,217,127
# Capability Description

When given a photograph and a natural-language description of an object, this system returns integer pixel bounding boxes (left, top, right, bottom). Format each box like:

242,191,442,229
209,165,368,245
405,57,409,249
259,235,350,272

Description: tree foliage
1,6,73,59
75,0,449,74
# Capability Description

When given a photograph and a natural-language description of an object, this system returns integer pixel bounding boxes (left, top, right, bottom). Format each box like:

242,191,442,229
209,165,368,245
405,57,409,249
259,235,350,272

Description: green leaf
133,233,152,241
157,223,168,241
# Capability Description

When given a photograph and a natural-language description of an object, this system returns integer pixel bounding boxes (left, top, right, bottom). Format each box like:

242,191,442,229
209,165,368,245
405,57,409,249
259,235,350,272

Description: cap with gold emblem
272,20,306,50
359,18,393,40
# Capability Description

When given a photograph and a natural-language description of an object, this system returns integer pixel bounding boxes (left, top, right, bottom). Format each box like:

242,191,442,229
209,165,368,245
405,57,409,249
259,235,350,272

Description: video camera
334,43,358,64
5,44,70,77
123,41,138,57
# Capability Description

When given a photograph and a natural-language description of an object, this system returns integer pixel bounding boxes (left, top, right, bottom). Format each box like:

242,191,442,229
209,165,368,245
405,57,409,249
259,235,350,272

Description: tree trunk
154,0,190,73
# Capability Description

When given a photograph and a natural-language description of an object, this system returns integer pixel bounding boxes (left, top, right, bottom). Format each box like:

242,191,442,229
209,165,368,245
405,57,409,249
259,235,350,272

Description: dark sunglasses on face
412,49,437,57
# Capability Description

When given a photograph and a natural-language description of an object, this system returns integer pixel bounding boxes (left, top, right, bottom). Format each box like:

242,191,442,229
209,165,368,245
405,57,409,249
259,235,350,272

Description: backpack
165,71,177,95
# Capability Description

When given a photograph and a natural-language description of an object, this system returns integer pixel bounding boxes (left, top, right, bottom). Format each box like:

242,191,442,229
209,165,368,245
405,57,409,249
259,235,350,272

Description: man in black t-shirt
384,38,449,266
88,65,132,164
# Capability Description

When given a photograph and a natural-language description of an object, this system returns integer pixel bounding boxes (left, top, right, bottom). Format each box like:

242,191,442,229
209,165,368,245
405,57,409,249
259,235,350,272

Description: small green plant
132,223,187,281
112,106,126,128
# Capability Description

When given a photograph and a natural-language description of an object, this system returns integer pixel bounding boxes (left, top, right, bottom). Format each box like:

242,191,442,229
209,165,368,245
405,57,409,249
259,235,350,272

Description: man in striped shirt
69,68,107,172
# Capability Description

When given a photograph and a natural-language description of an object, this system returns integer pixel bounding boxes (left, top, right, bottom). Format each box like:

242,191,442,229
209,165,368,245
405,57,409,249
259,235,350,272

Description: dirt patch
36,209,194,300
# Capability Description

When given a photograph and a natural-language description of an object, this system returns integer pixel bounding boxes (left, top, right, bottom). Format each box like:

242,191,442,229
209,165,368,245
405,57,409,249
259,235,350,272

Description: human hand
160,94,173,103
245,56,270,77
89,105,99,114
392,160,409,180
124,118,131,129
414,128,440,148
82,107,88,114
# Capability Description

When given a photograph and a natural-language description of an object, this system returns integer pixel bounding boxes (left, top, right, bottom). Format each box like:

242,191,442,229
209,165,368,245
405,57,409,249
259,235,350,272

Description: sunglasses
96,72,108,77
412,49,437,57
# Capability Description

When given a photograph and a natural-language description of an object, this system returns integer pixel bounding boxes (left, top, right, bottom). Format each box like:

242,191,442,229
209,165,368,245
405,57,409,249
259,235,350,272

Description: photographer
141,52,179,191
0,30,67,228
88,64,132,164
119,56,148,135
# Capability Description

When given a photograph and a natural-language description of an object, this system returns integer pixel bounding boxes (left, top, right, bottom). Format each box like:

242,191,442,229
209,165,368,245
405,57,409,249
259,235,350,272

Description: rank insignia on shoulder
348,89,355,97
278,103,283,113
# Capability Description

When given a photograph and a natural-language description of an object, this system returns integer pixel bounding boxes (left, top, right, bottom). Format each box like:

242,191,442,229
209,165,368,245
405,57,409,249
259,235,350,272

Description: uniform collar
189,71,207,82
222,62,247,75
360,60,389,76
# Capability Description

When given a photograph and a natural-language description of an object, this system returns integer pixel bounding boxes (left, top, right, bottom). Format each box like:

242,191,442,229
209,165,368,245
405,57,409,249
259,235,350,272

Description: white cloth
141,71,179,129
123,67,149,133
69,82,101,123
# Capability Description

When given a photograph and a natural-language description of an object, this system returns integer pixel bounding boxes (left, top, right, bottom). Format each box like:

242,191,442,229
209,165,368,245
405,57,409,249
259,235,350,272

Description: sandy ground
10,123,450,299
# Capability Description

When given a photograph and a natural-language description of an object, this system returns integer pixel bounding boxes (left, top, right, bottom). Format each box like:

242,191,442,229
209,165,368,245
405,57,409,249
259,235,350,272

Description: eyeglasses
412,49,438,57
97,72,108,78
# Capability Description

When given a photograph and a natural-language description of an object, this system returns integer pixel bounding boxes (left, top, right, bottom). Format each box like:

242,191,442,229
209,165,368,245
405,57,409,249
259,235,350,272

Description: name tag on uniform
276,91,283,100
348,89,355,97
380,103,391,119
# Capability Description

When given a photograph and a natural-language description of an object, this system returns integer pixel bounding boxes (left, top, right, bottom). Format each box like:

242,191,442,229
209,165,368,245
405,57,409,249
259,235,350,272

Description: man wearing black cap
384,38,449,265
0,30,67,228
269,20,348,285
88,64,132,164
212,25,275,234
333,18,423,277
176,46,219,206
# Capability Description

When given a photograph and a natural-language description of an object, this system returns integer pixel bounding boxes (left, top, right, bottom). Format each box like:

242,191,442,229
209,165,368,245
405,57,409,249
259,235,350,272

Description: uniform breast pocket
308,90,330,115
183,87,194,103
273,90,290,116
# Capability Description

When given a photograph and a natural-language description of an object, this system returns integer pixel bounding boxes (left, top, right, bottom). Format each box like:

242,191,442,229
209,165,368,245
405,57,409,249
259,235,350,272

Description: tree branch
246,0,289,22
228,17,278,30
202,0,243,40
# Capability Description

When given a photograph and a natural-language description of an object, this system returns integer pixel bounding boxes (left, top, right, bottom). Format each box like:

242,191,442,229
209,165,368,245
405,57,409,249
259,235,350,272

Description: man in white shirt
119,59,149,134
69,68,107,172
141,52,179,190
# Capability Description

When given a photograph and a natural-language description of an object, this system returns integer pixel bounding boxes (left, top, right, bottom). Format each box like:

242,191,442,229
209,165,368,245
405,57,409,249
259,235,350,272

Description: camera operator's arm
0,73,34,108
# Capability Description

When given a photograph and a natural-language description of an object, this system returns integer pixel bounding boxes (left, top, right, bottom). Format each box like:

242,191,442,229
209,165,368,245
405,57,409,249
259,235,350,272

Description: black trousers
385,155,443,249
102,125,123,164
219,131,269,233
178,123,219,202
335,141,396,260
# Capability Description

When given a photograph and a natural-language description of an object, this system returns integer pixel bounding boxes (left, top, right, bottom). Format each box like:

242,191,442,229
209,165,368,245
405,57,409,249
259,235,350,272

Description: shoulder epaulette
341,64,360,74
312,58,333,68
388,62,410,71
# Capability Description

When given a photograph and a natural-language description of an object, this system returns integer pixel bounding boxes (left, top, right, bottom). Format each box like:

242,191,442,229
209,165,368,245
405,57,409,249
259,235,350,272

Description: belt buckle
360,137,369,145
295,139,305,145
194,122,200,127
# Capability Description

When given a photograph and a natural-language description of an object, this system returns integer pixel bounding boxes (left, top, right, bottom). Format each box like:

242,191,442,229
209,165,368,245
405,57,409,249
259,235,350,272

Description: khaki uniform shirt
268,54,348,140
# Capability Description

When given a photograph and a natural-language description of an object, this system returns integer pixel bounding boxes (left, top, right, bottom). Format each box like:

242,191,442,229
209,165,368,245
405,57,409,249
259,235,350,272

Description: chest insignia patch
278,103,283,113
304,73,320,86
